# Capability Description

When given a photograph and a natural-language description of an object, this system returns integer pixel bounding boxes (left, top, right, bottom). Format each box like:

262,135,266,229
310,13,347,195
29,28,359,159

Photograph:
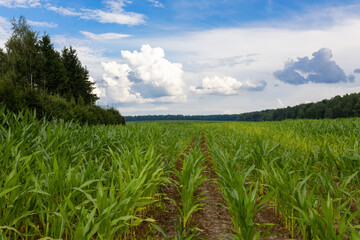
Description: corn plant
173,143,207,238
0,108,190,239
211,146,274,240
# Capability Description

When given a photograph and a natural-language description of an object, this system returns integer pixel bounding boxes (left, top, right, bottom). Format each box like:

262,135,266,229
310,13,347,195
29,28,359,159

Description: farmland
1,107,360,239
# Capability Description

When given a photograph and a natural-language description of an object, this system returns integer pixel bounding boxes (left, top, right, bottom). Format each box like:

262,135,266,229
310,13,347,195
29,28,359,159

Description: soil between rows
151,135,198,239
199,133,292,240
134,133,293,240
193,134,234,239
154,134,235,239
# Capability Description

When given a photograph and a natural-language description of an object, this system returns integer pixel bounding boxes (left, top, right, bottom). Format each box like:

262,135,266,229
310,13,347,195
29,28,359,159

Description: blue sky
1,0,360,115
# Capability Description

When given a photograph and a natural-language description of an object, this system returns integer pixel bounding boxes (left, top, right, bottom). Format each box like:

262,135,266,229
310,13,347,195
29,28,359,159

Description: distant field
1,108,360,239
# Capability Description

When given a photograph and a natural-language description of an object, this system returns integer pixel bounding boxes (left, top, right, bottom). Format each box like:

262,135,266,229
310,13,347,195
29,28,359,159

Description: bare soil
256,206,294,240
191,133,234,240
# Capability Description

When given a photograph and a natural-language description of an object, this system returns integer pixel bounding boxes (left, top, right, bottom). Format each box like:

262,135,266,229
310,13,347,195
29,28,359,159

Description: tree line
125,114,239,122
237,92,360,121
0,17,125,125
126,92,360,122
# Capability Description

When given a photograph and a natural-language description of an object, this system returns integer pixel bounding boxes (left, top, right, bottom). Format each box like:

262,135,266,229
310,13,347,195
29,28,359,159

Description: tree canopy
236,92,360,122
0,16,124,125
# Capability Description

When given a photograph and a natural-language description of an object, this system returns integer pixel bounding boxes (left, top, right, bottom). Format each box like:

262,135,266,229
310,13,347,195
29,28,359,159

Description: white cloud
89,76,106,99
190,76,266,95
0,17,11,48
0,0,41,8
42,3,360,114
148,0,164,8
119,106,169,115
45,4,82,16
80,0,145,25
101,61,143,103
80,9,145,25
45,1,145,25
52,35,114,81
80,31,131,40
145,5,360,77
28,20,57,28
274,48,354,85
98,44,186,104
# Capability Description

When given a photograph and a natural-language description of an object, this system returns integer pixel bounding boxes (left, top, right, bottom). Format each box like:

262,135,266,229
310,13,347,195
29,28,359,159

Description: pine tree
61,47,98,105
39,34,68,94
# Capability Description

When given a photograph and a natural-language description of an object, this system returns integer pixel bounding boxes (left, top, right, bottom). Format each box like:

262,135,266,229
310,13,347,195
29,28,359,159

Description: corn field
1,107,360,239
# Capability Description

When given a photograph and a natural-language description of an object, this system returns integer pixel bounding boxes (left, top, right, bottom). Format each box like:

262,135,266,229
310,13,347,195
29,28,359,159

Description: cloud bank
274,48,354,85
190,76,266,95
97,44,186,104
354,69,360,74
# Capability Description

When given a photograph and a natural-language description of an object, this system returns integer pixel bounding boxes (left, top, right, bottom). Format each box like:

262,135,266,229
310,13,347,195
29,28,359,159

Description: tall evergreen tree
61,47,98,105
39,34,68,94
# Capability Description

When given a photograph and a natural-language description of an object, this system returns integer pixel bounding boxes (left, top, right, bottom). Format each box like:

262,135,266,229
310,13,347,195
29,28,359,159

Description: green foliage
0,108,195,239
237,92,360,121
38,34,69,95
5,16,42,90
204,119,360,239
0,16,120,125
61,46,98,105
0,90,125,125
211,148,274,240
2,105,360,239
175,145,206,231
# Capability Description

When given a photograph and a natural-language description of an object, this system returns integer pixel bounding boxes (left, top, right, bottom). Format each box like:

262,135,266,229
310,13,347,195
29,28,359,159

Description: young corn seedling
174,144,207,238
212,147,274,240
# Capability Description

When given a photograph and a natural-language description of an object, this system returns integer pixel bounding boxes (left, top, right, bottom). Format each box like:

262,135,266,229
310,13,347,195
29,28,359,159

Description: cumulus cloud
274,48,354,85
89,76,106,99
45,1,145,25
0,0,41,8
28,20,57,28
80,31,131,40
190,76,267,95
148,0,164,8
354,69,360,74
98,44,186,104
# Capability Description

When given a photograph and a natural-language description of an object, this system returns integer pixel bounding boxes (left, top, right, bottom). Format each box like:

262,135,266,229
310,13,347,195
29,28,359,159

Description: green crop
0,107,192,239
1,107,360,239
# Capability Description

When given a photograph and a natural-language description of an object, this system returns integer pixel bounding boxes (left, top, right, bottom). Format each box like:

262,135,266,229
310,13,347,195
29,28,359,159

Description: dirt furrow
192,133,234,240
255,205,293,240
151,135,199,239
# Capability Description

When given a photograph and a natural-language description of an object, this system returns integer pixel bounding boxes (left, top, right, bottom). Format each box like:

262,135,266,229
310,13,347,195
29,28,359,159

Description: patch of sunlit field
1,106,360,239
204,118,360,239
